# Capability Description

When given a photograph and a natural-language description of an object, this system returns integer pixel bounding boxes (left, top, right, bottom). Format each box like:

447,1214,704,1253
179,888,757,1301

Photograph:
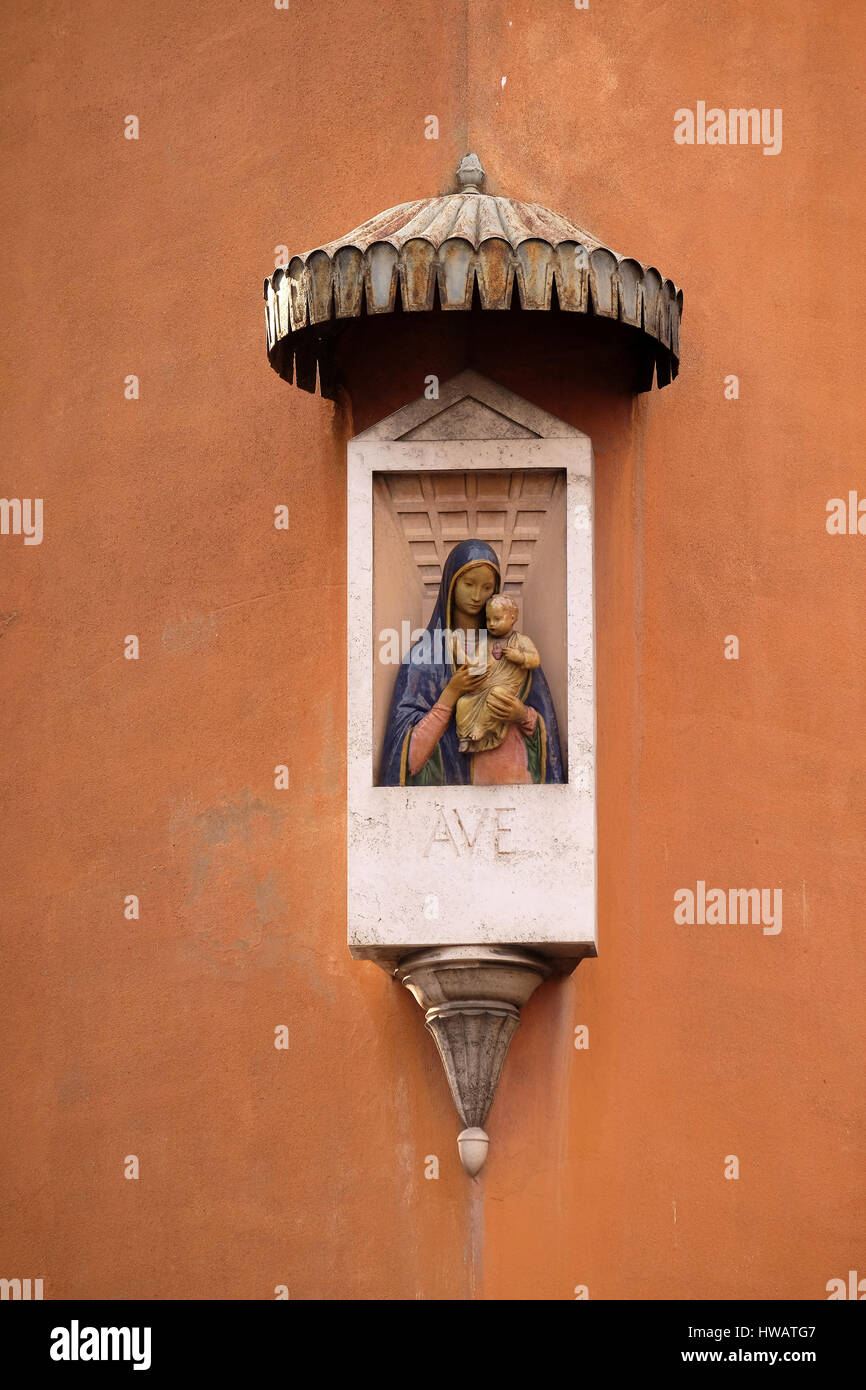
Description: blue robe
380,538,564,785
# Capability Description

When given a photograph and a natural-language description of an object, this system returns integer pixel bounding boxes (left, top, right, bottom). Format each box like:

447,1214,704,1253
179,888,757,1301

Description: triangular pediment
354,370,587,442
400,397,536,440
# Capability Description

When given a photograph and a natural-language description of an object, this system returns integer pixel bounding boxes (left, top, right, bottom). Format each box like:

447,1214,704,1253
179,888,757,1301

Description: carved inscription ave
424,806,516,857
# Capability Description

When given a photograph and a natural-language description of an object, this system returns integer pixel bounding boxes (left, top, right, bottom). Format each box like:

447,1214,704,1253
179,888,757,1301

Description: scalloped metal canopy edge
263,154,683,399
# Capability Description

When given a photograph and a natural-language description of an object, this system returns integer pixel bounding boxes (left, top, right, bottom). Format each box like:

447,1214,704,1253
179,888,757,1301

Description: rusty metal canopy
263,154,683,399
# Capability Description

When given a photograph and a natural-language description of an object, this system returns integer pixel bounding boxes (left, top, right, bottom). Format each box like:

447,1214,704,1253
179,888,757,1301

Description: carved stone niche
347,370,596,1174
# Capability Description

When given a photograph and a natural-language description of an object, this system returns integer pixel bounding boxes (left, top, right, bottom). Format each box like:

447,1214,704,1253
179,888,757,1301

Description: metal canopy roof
263,154,683,399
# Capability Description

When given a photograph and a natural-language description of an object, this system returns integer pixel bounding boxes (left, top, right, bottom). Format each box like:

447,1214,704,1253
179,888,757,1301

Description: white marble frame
347,376,596,973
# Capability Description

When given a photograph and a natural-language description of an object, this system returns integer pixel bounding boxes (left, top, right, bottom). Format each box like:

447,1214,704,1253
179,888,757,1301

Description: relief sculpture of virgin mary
381,538,564,786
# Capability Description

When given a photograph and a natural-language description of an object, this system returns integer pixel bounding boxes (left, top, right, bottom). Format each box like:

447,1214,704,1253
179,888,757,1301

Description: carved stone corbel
396,946,553,1175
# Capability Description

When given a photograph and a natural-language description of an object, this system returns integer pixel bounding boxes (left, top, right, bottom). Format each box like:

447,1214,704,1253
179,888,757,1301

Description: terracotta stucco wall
1,0,863,1299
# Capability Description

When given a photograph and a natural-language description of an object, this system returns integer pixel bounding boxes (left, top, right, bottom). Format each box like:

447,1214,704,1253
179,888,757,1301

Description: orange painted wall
1,0,863,1300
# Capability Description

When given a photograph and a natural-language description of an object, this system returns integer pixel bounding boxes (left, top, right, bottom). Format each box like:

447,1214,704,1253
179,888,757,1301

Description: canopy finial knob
456,152,486,194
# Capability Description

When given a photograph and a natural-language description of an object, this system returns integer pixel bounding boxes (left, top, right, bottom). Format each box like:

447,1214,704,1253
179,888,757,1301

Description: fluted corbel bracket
396,946,553,1176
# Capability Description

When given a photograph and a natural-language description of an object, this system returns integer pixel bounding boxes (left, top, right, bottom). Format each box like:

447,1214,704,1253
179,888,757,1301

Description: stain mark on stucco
58,1067,90,1108
170,792,337,994
161,612,217,654
467,1180,484,1299
255,868,287,926
178,791,282,905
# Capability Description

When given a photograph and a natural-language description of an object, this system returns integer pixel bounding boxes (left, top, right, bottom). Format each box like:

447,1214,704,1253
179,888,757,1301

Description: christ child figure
452,593,540,755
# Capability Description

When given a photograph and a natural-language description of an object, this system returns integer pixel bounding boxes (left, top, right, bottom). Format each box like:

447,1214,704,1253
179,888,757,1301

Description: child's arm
522,636,540,670
503,635,540,669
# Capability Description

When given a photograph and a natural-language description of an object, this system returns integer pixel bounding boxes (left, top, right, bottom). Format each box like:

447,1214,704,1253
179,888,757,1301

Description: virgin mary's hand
441,663,488,707
485,689,526,724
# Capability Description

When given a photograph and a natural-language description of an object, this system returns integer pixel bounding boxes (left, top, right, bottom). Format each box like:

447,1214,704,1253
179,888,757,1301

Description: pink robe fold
408,700,538,784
